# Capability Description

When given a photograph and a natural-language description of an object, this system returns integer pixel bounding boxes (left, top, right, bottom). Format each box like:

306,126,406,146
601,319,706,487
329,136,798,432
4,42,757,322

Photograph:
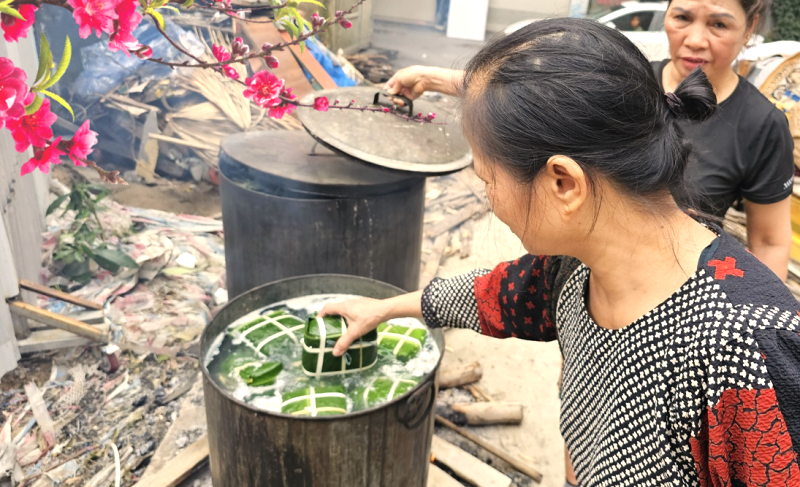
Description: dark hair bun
671,67,717,122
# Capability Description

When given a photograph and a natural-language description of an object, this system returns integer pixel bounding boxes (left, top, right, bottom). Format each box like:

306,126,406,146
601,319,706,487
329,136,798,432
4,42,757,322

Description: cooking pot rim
200,273,445,421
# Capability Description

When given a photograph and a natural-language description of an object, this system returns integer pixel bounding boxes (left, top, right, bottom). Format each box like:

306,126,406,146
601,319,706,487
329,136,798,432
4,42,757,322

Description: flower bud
261,42,273,52
265,56,279,69
340,19,352,29
134,45,153,60
335,10,343,17
424,112,436,122
232,37,249,57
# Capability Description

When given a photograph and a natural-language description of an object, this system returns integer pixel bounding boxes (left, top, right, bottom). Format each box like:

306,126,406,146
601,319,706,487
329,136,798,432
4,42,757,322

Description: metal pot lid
219,131,419,198
297,87,472,175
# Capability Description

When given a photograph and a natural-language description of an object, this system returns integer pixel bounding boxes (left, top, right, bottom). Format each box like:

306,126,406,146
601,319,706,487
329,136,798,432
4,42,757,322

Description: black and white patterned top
422,230,800,487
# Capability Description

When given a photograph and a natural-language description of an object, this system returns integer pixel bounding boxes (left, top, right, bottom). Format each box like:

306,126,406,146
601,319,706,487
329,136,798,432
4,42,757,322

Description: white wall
0,32,47,377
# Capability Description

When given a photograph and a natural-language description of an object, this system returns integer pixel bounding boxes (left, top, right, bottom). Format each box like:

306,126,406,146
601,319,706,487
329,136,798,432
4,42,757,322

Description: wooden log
450,402,524,426
430,435,512,487
460,220,474,259
427,463,467,487
425,206,485,238
435,415,543,483
419,233,449,288
7,301,107,343
439,361,483,388
132,436,209,487
18,279,102,310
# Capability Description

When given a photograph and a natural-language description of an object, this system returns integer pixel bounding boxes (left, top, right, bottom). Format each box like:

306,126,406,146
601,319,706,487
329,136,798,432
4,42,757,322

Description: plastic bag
74,18,205,100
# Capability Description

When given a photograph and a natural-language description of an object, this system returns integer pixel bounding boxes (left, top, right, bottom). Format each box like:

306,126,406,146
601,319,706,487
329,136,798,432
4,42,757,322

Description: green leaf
37,36,71,91
92,248,138,273
158,5,180,13
298,0,325,8
46,194,69,216
182,0,193,7
35,32,53,85
24,95,43,116
282,19,299,39
0,3,25,20
150,10,165,30
40,90,74,121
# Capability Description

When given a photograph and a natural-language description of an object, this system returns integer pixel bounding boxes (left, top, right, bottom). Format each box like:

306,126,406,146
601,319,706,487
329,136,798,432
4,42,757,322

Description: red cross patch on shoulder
708,256,744,280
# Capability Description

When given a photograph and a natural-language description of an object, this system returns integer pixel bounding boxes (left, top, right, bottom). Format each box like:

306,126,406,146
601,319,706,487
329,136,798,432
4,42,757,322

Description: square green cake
281,385,347,416
301,315,378,377
352,377,419,410
230,310,304,356
377,323,428,361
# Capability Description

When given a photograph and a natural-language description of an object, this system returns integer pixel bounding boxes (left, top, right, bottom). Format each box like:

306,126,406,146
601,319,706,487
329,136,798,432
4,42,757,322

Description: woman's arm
321,254,564,356
744,197,791,281
384,66,465,100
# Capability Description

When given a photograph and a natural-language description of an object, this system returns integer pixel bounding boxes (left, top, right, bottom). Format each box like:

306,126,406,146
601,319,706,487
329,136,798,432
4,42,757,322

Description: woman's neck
662,61,739,104
572,205,717,330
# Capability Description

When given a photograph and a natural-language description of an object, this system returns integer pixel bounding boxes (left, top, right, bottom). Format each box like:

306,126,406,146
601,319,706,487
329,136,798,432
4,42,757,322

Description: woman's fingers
332,329,360,357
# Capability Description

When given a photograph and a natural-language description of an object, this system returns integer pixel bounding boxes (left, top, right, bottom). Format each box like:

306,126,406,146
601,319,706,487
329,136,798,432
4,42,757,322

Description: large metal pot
200,274,444,487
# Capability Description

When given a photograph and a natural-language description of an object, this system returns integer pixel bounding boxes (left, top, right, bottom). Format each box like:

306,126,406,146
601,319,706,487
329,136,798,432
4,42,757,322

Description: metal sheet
298,87,472,175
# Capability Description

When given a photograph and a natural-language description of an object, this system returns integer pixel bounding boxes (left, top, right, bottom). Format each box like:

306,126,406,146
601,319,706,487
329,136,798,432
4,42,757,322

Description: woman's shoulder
729,76,790,129
698,231,799,330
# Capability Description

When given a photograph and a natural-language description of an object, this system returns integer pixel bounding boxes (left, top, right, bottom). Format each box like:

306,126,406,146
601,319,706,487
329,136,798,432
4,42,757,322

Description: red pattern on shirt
690,388,800,486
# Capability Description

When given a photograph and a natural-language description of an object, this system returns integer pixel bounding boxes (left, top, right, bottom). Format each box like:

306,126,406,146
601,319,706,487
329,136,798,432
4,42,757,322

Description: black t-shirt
653,61,795,218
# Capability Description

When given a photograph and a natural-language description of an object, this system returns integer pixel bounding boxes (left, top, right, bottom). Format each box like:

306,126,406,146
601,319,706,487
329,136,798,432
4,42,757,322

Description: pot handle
397,380,435,430
373,92,414,117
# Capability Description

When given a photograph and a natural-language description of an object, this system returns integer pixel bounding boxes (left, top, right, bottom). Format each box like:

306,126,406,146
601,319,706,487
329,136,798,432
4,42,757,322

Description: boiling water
205,294,440,415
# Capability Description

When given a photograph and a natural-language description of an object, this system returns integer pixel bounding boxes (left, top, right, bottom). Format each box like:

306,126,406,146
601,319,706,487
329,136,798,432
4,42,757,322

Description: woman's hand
319,298,390,357
384,66,464,103
319,291,425,357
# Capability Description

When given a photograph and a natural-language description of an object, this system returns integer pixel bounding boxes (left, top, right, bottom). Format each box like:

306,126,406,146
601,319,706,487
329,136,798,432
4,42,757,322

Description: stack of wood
345,52,395,84
430,360,542,486
420,170,490,287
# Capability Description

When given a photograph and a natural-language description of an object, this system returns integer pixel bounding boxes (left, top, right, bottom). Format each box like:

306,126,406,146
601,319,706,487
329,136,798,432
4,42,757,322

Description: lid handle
373,92,414,117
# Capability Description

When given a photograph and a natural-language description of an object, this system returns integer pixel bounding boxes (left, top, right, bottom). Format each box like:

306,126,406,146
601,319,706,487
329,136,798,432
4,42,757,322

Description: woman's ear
542,155,589,216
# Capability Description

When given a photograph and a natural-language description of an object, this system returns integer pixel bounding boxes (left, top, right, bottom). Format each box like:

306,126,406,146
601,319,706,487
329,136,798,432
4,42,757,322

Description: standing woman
384,0,795,282
326,17,800,487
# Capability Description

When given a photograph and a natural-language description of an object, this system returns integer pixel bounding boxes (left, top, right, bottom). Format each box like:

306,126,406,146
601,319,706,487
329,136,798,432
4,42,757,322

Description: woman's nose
684,23,709,50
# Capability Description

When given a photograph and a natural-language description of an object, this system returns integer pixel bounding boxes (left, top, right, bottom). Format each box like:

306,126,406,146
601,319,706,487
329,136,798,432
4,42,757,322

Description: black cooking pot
200,274,444,487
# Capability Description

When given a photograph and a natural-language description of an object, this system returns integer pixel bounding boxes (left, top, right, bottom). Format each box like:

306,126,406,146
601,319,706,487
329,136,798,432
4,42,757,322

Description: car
504,2,762,62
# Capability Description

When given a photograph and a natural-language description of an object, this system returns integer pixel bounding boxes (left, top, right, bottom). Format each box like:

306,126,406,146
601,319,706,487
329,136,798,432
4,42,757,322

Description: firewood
439,361,483,388
450,402,523,425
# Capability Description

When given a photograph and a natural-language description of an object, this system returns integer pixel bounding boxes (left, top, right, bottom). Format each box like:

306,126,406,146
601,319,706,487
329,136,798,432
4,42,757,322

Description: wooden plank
425,206,485,238
18,279,103,310
280,31,337,90
430,435,512,487
132,436,209,487
16,328,97,354
7,301,107,342
435,416,543,483
427,463,463,487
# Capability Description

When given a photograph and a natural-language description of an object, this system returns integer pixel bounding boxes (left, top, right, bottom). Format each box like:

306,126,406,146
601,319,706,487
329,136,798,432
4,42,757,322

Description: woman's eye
675,14,689,21
713,22,727,29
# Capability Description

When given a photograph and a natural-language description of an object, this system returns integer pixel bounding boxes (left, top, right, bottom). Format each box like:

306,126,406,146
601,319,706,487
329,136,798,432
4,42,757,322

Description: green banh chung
205,294,440,417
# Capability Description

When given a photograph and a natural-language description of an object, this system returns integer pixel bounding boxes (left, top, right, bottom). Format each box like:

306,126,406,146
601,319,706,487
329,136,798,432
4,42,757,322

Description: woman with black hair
386,0,795,283
321,18,800,487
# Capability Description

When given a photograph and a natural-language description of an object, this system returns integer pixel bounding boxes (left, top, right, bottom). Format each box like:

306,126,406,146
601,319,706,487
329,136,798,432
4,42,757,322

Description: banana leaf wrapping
220,351,283,387
301,315,378,378
376,323,428,361
352,377,419,410
281,385,348,417
229,310,305,356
